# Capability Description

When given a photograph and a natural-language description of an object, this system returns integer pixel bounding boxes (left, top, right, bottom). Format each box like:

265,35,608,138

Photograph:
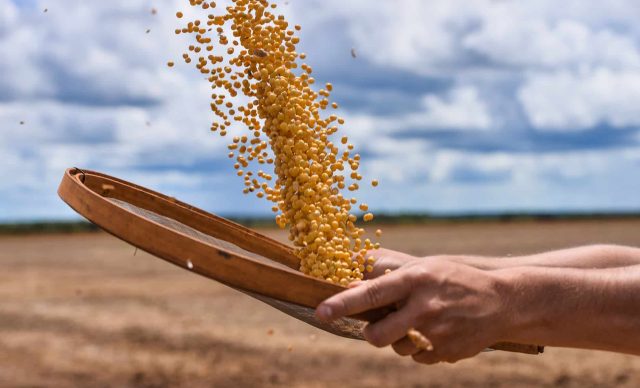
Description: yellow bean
173,0,381,284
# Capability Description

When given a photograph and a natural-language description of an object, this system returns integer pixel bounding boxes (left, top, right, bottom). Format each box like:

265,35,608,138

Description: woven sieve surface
108,197,366,340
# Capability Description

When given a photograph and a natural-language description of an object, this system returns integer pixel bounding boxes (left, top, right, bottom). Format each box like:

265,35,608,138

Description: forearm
497,265,640,354
444,245,640,270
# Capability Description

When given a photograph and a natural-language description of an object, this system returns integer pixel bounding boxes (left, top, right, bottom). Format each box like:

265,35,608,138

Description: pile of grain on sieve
170,0,380,285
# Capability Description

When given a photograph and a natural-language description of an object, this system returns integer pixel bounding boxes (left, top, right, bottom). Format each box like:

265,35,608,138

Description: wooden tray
58,167,543,354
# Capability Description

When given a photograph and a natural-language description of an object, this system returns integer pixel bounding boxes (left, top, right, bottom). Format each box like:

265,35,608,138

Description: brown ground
1,219,640,387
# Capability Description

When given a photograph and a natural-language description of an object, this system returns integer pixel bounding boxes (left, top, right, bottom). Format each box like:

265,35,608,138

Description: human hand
364,249,495,279
317,259,511,364
363,248,417,279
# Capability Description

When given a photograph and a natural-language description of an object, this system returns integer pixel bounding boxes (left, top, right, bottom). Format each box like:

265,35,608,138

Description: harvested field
1,218,640,387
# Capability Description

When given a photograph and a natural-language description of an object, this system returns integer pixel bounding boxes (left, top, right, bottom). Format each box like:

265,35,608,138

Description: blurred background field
2,218,640,387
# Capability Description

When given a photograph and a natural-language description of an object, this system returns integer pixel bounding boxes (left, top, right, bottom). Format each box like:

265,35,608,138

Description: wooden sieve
58,168,543,355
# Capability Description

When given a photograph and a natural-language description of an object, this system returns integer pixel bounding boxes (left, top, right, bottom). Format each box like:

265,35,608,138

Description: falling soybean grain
170,0,382,286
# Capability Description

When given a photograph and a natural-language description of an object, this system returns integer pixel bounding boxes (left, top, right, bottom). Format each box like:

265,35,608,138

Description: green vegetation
0,221,99,235
369,212,640,225
234,212,640,228
2,212,638,235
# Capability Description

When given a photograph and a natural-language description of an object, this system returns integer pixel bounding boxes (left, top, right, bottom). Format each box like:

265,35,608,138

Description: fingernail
317,304,333,321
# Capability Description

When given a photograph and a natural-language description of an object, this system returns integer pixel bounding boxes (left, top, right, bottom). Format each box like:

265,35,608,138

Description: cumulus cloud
344,86,492,142
1,0,639,220
463,13,640,70
309,0,640,72
0,0,240,219
418,87,492,129
0,0,18,33
0,0,194,103
518,69,640,129
297,0,640,134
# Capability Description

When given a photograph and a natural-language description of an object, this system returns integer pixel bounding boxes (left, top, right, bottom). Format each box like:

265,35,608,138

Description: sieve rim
57,167,361,312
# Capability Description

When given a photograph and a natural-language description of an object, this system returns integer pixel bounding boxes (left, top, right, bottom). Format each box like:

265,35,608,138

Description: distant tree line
1,212,638,235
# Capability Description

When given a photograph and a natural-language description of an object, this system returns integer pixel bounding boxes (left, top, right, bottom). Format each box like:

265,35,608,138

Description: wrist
492,266,559,343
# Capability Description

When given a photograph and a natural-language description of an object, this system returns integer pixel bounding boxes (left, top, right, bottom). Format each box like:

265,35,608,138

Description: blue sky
1,0,640,221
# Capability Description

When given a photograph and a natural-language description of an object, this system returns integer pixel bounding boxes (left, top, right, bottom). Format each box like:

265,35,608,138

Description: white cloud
464,18,640,70
428,151,512,183
0,0,209,102
418,87,492,129
362,138,431,184
343,86,492,140
364,145,635,190
310,0,640,74
518,69,640,129
313,0,477,75
0,0,239,220
0,0,17,32
1,0,640,219
297,0,640,134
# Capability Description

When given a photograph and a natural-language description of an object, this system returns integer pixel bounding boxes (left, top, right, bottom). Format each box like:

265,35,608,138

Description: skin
315,245,640,364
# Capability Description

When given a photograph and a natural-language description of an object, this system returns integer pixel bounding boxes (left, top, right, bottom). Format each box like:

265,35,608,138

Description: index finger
316,269,412,322
364,249,416,280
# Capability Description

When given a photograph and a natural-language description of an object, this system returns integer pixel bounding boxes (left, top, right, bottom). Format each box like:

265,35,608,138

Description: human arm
368,245,640,276
447,244,640,270
317,260,640,363
497,264,640,354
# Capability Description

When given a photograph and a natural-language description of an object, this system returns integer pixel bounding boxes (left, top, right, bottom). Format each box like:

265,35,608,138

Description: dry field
1,219,640,387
